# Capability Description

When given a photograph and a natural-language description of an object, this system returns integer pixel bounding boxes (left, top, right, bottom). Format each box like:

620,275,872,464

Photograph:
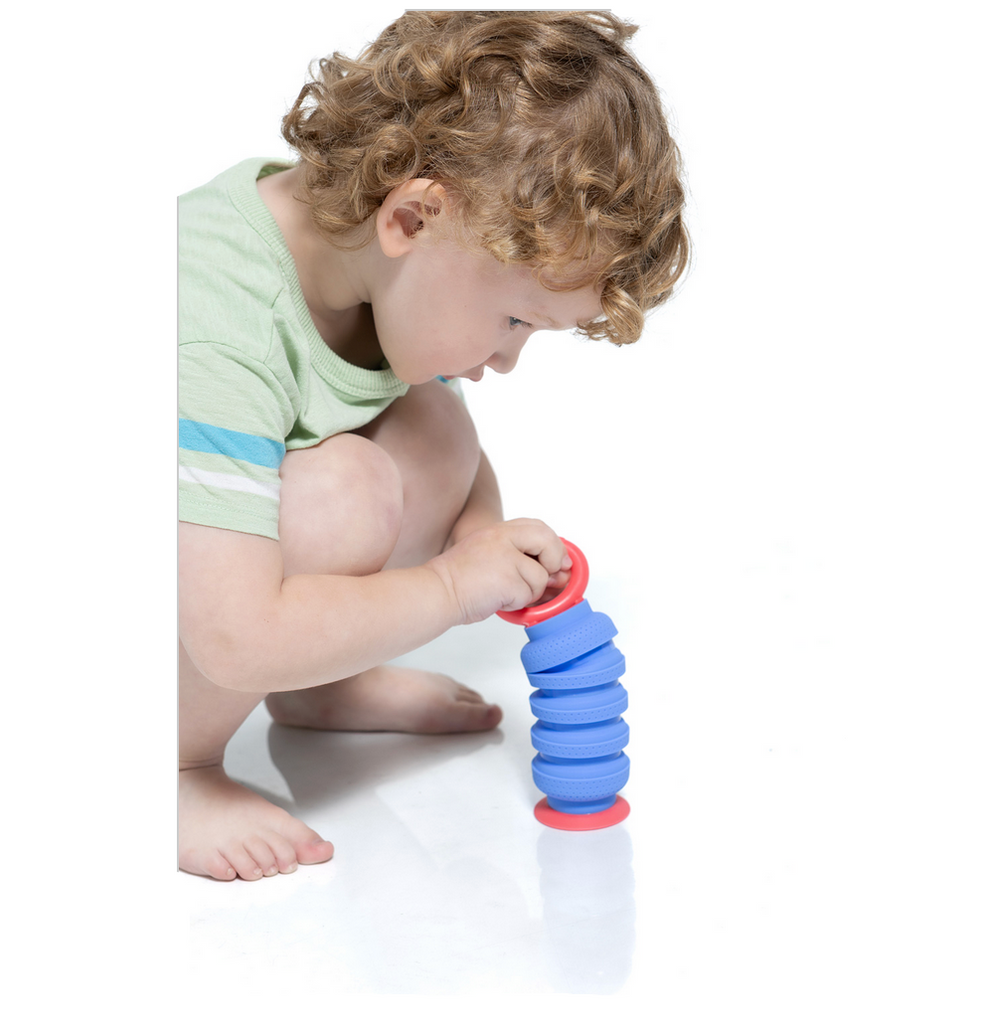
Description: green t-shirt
178,158,413,540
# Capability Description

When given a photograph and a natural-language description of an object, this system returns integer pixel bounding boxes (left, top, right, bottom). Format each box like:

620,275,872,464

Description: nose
486,335,528,375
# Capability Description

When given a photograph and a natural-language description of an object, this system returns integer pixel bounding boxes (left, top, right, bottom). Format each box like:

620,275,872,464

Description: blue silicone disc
525,640,625,691
520,602,618,674
529,683,628,724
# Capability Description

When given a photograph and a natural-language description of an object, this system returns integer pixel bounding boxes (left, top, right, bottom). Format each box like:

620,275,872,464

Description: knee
277,433,403,576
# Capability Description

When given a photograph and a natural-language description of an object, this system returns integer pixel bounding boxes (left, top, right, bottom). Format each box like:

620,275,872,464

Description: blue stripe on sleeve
178,419,286,469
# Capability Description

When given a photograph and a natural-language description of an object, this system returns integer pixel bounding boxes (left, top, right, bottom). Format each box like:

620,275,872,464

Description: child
178,10,689,880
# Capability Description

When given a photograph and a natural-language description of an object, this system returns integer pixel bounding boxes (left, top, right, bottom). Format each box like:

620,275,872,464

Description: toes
244,836,280,878
202,831,329,881
475,702,503,730
438,697,502,733
225,844,268,881
454,685,502,728
264,819,333,869
295,831,335,866
203,852,238,881
179,765,331,882
261,830,302,874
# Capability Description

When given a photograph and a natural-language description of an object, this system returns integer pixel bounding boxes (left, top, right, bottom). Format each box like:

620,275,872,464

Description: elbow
181,624,274,693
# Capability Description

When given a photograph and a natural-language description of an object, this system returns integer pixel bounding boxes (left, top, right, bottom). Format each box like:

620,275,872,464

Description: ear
376,179,446,258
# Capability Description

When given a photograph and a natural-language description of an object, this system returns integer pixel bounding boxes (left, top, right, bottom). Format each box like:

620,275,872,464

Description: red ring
534,796,630,831
497,538,589,626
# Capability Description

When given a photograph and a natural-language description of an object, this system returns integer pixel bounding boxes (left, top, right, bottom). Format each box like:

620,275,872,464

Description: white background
6,0,989,1019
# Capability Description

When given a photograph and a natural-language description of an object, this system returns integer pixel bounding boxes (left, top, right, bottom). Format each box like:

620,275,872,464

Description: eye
508,317,532,329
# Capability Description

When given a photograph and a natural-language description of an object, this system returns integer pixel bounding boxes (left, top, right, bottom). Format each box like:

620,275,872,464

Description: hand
428,519,572,625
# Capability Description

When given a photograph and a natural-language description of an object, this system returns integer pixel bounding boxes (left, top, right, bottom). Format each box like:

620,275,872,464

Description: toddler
178,10,689,880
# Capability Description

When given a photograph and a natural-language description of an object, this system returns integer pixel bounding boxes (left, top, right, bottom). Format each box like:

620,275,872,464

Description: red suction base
534,796,630,831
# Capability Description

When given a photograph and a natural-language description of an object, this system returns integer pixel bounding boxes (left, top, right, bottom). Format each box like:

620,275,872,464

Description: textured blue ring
516,595,630,822
520,604,617,674
531,718,629,759
532,752,630,802
530,683,628,724
526,642,626,691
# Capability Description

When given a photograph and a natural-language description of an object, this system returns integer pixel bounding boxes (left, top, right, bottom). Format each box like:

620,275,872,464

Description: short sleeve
179,342,296,539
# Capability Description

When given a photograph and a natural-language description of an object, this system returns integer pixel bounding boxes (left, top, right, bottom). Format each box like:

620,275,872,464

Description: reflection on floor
181,613,637,994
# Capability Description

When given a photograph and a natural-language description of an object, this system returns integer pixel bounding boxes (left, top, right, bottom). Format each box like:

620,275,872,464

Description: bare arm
179,515,569,694
446,449,503,549
446,449,572,607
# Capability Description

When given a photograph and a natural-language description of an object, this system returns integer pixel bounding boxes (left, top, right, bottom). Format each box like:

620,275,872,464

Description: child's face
370,238,603,386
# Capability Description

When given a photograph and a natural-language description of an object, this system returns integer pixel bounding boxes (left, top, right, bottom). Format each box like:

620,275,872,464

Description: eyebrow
531,312,603,332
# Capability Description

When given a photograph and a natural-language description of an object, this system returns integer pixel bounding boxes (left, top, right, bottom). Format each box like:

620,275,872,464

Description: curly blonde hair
282,10,690,344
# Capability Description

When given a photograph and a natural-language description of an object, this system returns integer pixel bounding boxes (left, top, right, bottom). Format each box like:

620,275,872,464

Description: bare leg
266,380,501,733
178,639,335,881
179,381,494,880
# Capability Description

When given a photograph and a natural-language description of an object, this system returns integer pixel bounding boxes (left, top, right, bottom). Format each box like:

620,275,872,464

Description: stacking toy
498,540,630,831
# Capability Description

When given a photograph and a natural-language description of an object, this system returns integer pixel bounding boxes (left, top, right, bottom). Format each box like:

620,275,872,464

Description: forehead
426,238,604,325
512,263,604,328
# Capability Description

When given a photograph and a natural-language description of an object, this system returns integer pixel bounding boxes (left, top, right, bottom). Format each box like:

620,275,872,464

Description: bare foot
265,665,503,734
178,764,335,881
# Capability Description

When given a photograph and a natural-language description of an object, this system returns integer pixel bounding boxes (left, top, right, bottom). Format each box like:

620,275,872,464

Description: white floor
177,541,990,1014
179,613,639,996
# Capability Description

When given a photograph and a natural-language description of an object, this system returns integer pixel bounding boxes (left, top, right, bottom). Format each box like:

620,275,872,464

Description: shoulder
179,159,297,358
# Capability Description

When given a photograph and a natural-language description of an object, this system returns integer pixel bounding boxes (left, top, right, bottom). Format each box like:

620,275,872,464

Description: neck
257,167,385,369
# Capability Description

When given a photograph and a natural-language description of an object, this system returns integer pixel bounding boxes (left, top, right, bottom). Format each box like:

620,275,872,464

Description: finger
510,523,569,574
518,556,551,606
498,555,547,611
529,579,570,607
545,568,571,590
534,538,569,577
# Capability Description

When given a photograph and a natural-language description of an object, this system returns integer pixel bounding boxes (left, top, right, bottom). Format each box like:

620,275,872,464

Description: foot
178,764,335,881
265,665,503,734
